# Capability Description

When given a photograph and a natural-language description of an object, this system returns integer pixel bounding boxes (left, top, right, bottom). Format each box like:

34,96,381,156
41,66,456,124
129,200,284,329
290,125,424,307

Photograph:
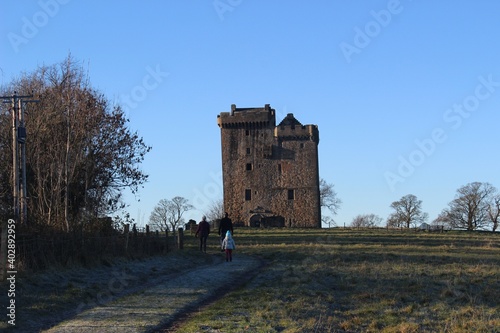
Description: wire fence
0,223,177,278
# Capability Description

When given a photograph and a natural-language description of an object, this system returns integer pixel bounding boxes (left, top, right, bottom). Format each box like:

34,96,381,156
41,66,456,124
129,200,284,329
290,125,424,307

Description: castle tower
217,104,321,227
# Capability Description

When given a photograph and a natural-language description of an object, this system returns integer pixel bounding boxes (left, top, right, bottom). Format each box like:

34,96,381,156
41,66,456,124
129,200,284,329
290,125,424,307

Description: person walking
195,216,210,253
218,212,233,250
221,230,236,262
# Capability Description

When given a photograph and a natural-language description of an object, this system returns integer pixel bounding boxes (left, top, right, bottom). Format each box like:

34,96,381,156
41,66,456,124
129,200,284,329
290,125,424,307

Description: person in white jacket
221,230,236,262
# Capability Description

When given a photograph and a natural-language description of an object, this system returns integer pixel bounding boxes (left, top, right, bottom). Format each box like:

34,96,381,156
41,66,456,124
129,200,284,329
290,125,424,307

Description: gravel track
41,254,262,333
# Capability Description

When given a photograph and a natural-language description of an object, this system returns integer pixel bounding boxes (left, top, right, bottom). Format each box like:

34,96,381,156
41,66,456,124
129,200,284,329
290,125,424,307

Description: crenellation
275,124,319,143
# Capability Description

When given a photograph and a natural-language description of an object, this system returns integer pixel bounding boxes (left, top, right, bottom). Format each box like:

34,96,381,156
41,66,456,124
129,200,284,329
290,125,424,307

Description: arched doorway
249,214,264,227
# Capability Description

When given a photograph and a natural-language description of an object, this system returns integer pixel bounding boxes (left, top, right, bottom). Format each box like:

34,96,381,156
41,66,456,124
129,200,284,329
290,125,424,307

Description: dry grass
174,228,500,333
1,228,497,332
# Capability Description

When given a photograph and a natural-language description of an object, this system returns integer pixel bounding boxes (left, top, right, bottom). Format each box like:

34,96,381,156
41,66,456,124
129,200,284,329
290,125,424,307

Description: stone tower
217,104,321,227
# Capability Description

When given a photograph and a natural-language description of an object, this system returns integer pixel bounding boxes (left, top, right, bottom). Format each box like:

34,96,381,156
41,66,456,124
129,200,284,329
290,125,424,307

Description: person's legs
225,249,232,262
202,236,208,252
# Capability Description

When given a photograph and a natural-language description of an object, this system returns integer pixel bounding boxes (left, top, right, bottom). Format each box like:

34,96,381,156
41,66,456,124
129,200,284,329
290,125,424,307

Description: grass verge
173,228,500,333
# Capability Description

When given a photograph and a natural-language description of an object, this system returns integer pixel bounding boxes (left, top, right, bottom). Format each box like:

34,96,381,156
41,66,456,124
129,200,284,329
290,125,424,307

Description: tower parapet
217,104,276,129
274,113,319,143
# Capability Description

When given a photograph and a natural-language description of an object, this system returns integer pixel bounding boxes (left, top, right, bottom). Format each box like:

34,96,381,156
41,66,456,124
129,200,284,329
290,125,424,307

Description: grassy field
175,228,500,333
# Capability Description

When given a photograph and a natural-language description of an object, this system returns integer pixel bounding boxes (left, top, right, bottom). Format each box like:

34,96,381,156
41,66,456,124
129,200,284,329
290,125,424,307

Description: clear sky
2,1,500,227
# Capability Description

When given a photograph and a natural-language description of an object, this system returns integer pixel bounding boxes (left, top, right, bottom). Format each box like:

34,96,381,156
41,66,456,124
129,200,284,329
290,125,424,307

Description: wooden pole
12,96,19,221
124,223,130,252
19,99,28,225
165,229,169,253
177,228,184,250
146,225,150,254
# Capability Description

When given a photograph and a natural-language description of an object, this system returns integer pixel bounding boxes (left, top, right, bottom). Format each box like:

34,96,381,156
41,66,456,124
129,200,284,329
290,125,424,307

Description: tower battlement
275,113,319,143
217,104,276,129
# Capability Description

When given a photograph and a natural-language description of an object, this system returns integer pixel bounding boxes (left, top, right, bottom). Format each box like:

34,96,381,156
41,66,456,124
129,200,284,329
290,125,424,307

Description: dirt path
41,255,262,333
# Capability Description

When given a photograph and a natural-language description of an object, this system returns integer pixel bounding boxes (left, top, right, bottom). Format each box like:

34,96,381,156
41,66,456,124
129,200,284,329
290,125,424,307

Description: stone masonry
217,104,321,227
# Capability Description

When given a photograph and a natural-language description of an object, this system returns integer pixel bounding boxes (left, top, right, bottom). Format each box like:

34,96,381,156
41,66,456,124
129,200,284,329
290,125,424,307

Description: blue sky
2,1,500,227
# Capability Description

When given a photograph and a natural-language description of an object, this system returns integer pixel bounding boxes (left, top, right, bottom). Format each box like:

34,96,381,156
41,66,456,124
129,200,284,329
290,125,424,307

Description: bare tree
322,215,336,228
170,196,195,231
387,194,428,229
320,178,342,227
204,198,224,223
386,214,404,228
149,199,170,231
441,182,497,231
351,214,382,228
149,196,194,233
488,194,500,232
0,55,151,231
0,104,11,221
431,211,451,230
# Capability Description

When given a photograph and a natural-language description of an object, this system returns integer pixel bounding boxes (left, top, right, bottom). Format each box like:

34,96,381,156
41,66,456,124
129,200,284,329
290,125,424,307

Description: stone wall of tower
217,104,321,228
273,123,320,227
217,105,276,225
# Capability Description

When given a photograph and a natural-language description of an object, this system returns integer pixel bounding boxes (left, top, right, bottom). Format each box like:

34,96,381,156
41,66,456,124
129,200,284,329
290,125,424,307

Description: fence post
177,228,184,250
124,223,130,253
155,230,159,253
132,224,138,251
165,229,169,253
0,219,7,281
146,225,150,254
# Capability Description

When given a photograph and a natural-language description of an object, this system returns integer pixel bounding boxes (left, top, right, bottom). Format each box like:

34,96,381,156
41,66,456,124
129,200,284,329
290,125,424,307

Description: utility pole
1,92,39,224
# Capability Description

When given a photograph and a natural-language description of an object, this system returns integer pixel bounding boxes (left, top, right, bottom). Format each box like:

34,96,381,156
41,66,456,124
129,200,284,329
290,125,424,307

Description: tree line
351,182,499,232
1,55,343,234
5,56,493,234
0,56,151,232
148,179,342,231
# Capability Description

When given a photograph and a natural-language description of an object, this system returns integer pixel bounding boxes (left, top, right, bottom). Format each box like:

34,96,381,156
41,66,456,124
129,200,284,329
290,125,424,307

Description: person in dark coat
218,212,233,250
195,216,210,253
